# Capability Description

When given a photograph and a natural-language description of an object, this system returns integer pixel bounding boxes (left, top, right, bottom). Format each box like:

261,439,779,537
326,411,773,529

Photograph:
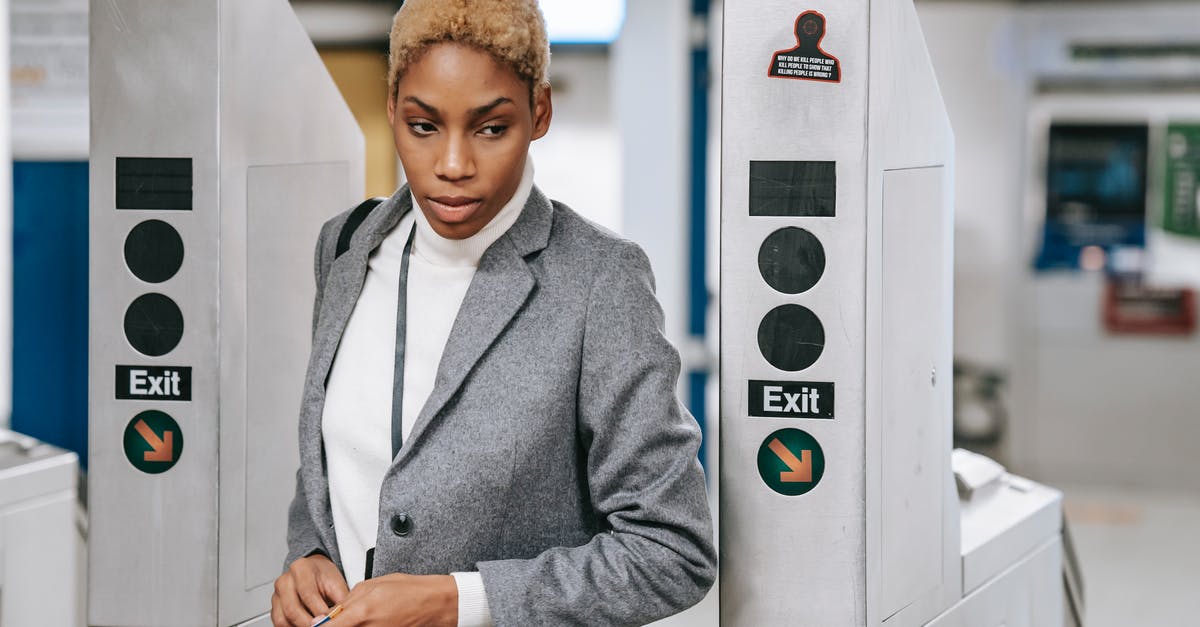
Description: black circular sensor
758,304,825,371
124,293,184,357
124,220,184,283
758,227,826,294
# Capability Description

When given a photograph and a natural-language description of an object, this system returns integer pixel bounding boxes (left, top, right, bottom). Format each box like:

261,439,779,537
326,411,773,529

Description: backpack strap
334,197,387,259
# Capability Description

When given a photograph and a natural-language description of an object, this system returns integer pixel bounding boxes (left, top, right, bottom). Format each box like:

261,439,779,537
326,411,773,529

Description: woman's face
387,42,552,240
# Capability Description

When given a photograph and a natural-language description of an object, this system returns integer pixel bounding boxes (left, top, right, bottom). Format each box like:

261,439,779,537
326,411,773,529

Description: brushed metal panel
217,1,362,619
720,2,870,625
243,162,347,590
880,167,945,618
89,1,221,624
234,612,273,627
91,0,363,624
866,3,958,625
216,0,363,623
924,538,1063,627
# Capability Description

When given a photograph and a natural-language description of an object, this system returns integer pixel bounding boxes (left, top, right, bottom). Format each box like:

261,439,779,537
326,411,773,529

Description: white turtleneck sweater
322,160,534,626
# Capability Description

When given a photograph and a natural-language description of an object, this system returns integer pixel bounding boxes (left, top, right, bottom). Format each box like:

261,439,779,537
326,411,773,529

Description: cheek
393,134,432,169
393,140,425,189
478,135,528,166
392,127,410,160
476,143,522,181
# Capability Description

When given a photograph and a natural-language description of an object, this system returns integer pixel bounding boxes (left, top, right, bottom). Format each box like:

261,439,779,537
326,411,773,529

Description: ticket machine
719,2,1068,625
88,1,363,624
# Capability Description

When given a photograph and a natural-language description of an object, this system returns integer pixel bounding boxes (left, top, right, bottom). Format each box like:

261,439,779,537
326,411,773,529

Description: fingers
273,587,315,627
327,582,371,626
270,594,287,627
297,563,333,617
273,556,352,627
306,553,349,605
319,570,350,605
298,579,332,618
274,569,318,627
316,602,346,626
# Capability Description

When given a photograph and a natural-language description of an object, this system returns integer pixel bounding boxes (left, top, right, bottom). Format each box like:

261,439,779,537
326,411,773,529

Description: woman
272,2,716,625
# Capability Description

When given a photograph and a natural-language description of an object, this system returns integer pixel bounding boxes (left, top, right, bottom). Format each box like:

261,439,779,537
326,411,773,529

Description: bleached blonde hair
387,0,551,101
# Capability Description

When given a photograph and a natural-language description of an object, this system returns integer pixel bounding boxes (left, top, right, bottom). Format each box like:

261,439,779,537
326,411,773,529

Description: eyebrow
469,97,514,118
403,96,514,119
403,96,439,117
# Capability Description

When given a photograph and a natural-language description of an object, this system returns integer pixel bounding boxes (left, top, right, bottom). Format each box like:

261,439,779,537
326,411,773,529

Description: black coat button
390,513,412,537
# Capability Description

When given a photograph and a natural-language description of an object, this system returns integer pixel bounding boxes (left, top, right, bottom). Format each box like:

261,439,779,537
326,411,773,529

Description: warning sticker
768,10,841,83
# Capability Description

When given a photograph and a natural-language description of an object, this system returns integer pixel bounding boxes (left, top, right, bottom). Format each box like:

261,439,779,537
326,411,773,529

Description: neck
409,158,534,267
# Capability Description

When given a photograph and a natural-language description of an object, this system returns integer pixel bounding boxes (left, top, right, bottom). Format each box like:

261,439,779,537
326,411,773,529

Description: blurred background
4,0,1200,625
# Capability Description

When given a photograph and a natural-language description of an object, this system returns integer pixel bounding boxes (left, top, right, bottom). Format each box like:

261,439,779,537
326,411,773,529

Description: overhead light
293,1,627,47
541,0,625,45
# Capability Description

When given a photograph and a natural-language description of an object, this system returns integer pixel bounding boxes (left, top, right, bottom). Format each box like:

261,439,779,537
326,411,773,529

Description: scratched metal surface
88,1,363,624
719,2,870,625
89,1,223,623
720,1,959,625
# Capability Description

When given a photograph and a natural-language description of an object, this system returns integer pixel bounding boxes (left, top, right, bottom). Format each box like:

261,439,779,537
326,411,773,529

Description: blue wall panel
686,1,711,474
12,161,89,467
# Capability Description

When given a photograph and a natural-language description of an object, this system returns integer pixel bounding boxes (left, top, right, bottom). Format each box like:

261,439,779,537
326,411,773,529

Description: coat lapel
300,187,412,550
397,187,555,460
300,187,412,544
309,188,413,392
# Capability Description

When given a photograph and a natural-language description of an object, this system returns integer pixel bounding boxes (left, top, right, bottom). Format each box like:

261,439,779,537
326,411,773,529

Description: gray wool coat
284,184,717,626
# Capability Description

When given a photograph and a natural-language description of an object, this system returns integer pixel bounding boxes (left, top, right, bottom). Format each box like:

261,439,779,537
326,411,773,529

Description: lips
429,195,482,211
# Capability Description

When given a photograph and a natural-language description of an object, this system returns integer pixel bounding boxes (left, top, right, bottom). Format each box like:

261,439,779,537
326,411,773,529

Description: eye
407,121,437,136
479,124,508,137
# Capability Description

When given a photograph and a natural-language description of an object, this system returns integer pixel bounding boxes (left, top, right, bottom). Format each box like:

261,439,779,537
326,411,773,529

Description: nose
435,133,476,181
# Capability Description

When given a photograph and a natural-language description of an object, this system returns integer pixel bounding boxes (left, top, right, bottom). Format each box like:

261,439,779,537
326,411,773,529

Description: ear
531,83,553,141
387,92,397,127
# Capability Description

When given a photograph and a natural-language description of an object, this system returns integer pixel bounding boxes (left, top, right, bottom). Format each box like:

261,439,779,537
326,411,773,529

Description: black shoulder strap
335,197,387,259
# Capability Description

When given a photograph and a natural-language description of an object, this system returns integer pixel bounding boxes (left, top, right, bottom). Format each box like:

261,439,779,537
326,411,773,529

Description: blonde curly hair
387,0,551,102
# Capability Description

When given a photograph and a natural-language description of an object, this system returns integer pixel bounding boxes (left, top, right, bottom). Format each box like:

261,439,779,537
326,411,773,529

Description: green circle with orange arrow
757,428,825,496
123,410,184,474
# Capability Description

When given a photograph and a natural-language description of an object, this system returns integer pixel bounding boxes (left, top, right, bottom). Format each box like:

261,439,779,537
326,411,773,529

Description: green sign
1162,123,1200,238
123,410,183,474
757,428,825,496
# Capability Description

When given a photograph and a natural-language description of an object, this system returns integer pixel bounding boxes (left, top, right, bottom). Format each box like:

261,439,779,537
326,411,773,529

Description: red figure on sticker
768,10,841,83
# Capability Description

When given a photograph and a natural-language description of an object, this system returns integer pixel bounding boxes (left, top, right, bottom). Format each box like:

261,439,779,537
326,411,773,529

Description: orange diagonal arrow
768,437,812,483
135,419,174,462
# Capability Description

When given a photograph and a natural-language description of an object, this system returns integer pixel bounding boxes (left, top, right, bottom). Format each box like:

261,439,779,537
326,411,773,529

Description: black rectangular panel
115,365,192,401
749,160,836,217
748,380,834,419
116,157,193,210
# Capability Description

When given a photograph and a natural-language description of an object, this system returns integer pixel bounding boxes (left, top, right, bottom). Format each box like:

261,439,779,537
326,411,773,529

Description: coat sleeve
476,239,717,626
283,217,340,570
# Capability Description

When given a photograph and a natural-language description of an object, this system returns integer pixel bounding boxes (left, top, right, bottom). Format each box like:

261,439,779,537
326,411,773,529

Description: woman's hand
330,573,458,627
271,553,350,627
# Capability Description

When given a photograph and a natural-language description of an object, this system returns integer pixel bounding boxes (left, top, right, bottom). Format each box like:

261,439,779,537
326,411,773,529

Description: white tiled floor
1060,484,1200,627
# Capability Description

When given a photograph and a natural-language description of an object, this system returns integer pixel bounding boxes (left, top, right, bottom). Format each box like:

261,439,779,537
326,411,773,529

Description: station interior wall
7,0,1200,492
4,2,1196,624
918,0,1200,490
